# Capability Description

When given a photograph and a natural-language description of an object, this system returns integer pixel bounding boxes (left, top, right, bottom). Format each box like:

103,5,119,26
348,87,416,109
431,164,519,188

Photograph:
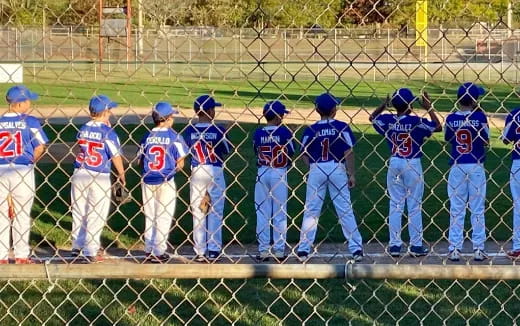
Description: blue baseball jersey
73,121,122,173
445,110,489,165
253,125,295,168
372,114,437,159
183,123,231,167
0,113,48,165
502,108,520,160
140,128,189,185
300,119,356,163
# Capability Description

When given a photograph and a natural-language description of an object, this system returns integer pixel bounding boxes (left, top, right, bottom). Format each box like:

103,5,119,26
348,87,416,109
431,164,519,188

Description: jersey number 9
0,131,22,158
455,129,472,154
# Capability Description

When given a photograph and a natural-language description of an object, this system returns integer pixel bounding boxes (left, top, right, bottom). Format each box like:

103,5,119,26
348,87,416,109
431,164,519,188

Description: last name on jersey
145,136,171,145
447,120,482,128
388,123,413,132
80,130,103,140
190,132,218,140
0,121,27,129
260,135,281,144
316,128,337,136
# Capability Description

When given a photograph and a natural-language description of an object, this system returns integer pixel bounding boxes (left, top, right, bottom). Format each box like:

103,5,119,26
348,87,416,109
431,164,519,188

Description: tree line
0,0,517,29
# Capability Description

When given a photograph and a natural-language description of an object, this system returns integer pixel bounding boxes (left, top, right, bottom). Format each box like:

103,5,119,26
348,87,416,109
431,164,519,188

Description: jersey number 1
0,131,22,158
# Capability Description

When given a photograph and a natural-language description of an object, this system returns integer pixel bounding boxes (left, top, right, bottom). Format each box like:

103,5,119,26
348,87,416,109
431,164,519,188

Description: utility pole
138,0,143,57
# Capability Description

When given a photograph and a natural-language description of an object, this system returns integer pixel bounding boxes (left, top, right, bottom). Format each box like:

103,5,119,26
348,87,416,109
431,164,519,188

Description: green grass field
0,278,517,325
2,72,520,112
29,121,515,251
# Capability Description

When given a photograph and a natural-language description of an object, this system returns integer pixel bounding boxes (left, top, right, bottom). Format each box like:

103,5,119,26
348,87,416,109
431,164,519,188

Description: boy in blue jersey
445,82,489,261
253,100,295,261
0,85,48,264
140,102,188,263
297,92,364,262
71,95,126,263
183,95,231,262
370,88,441,258
502,105,520,258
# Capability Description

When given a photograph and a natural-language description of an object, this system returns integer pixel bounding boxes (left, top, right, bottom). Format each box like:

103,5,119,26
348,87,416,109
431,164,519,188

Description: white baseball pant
255,166,288,254
71,168,111,256
298,161,363,254
387,157,425,247
190,165,226,256
0,164,35,260
142,179,177,256
448,163,486,251
511,160,520,250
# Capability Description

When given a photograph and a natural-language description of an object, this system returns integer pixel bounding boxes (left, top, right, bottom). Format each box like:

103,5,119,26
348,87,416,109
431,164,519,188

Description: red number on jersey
455,129,472,154
76,139,105,167
148,145,166,171
258,145,288,168
194,141,217,164
515,126,520,148
391,133,412,157
321,138,330,161
0,131,22,158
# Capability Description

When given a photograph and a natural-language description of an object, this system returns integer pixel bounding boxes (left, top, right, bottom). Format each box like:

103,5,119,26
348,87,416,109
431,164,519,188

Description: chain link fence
1,0,520,324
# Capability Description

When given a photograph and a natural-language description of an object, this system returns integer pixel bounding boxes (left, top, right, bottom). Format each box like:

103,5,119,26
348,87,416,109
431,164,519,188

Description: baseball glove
7,195,14,220
199,191,211,215
113,182,131,205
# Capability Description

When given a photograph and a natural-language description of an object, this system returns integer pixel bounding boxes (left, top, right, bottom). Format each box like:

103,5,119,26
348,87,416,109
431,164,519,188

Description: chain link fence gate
1,0,520,324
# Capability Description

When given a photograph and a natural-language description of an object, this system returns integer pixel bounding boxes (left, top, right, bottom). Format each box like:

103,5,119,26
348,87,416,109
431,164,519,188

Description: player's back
253,125,294,168
372,113,436,159
74,121,121,173
301,119,355,163
0,113,47,165
445,110,488,165
503,108,520,160
183,123,230,167
141,128,187,185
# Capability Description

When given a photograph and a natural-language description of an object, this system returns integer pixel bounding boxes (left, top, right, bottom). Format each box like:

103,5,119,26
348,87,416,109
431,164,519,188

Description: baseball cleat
473,249,488,262
388,245,401,257
15,258,34,264
448,249,460,261
274,251,287,260
256,251,270,262
194,255,206,263
507,250,520,259
352,250,364,262
71,248,81,257
0,260,8,264
150,254,171,264
408,246,429,257
207,251,220,261
297,251,309,261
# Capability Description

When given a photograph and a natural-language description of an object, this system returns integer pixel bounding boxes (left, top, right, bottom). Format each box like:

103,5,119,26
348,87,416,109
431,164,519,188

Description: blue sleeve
341,125,356,148
300,127,312,153
503,112,517,142
173,134,189,159
139,133,148,160
219,126,232,155
372,114,389,135
27,116,48,148
285,128,295,156
252,129,259,155
418,118,436,138
444,116,453,141
479,112,489,141
105,130,122,158
182,127,192,147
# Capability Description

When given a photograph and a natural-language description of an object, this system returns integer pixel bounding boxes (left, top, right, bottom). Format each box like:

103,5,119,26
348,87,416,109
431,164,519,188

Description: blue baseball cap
194,95,221,111
6,85,38,104
263,100,288,119
89,95,118,114
391,88,417,109
457,82,485,105
315,92,340,114
152,101,178,118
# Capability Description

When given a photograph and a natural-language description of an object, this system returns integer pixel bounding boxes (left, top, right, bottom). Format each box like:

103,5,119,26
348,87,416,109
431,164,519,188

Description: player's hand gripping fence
1,0,520,324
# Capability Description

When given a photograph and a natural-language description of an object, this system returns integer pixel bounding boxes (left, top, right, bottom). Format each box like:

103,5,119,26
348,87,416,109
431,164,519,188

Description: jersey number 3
0,131,22,158
148,146,166,171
